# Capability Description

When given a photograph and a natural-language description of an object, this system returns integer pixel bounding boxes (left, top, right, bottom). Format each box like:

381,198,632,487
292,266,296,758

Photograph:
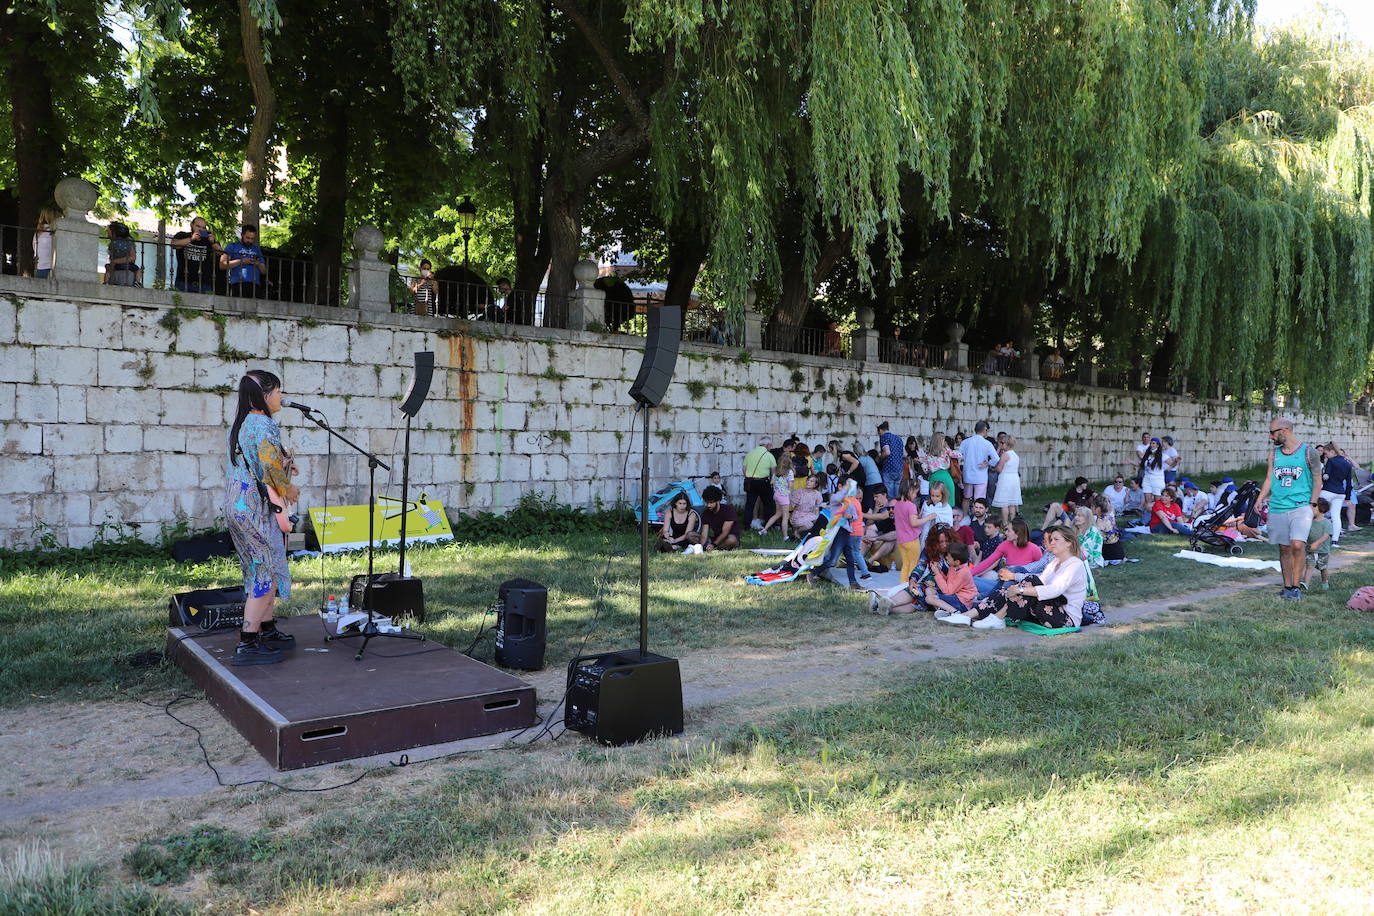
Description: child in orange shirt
924,542,977,617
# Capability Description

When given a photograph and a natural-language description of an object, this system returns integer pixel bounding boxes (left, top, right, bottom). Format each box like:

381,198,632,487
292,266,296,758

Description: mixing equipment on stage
169,586,246,631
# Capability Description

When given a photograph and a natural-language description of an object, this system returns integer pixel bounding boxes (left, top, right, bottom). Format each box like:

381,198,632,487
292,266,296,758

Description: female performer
225,370,299,666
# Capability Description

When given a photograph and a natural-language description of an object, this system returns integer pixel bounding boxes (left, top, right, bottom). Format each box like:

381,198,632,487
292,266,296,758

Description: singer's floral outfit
225,413,292,599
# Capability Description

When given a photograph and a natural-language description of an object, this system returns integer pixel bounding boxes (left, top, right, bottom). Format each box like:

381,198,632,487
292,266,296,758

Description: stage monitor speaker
495,578,547,671
628,304,681,408
399,351,435,418
350,572,426,622
564,650,684,745
169,585,246,631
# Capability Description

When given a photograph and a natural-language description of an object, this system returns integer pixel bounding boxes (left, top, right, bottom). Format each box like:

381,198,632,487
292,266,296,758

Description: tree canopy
3,0,1373,405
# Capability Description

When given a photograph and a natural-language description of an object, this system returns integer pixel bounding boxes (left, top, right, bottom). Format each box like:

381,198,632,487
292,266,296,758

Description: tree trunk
663,222,708,333
1148,329,1180,393
312,101,349,306
767,228,853,349
6,9,56,274
238,0,276,229
541,176,583,328
510,128,548,322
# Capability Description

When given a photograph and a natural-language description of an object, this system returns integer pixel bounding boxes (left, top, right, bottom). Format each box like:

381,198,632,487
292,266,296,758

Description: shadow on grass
124,563,1374,910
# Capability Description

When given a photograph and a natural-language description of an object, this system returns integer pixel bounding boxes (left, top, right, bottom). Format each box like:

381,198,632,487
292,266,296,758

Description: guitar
265,448,298,535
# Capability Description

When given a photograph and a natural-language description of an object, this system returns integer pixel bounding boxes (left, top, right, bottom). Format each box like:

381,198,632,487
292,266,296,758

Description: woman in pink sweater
969,518,1042,577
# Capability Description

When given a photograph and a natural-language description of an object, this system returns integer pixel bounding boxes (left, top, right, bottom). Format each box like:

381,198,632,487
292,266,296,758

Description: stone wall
3,275,1372,550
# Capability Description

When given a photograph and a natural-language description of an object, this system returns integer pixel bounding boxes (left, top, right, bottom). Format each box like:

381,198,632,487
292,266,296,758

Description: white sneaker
939,613,972,625
972,616,1006,629
933,608,953,619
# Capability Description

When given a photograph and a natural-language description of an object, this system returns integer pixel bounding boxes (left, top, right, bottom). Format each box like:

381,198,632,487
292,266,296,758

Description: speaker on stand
566,303,685,746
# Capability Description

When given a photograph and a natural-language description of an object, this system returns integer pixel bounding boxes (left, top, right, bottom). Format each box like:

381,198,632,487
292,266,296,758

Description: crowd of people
657,417,1371,627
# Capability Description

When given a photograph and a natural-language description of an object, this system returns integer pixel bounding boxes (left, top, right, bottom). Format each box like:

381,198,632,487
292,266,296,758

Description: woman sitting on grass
1074,506,1107,568
922,542,978,618
947,525,1088,630
968,518,1042,579
789,474,824,539
870,523,951,616
657,493,701,552
1149,487,1193,536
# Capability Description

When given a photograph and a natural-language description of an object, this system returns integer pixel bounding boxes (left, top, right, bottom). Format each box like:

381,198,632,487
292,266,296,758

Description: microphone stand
297,409,424,660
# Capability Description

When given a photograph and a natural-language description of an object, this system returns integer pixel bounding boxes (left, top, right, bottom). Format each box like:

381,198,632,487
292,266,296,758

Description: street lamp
456,196,477,270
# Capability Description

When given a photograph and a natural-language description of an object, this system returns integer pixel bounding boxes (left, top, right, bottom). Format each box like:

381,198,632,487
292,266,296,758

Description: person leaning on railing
220,224,268,298
170,216,221,293
32,206,59,279
104,221,143,287
409,259,438,316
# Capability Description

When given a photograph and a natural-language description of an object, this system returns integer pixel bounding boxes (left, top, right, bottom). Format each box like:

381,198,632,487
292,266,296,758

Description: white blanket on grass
1172,549,1280,572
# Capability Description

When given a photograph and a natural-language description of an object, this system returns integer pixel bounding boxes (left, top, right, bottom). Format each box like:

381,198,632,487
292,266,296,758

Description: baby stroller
1189,480,1260,555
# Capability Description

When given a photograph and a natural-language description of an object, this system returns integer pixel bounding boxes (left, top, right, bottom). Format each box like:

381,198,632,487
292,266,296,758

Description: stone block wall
2,276,1372,550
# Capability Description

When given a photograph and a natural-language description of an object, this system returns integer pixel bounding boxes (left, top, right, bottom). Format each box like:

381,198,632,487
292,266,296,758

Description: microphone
282,399,317,414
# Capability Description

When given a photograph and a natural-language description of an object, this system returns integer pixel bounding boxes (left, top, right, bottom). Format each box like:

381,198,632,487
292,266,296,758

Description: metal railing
683,306,738,346
394,274,550,326
879,337,947,368
761,326,851,359
96,233,345,306
970,348,1025,377
0,224,43,277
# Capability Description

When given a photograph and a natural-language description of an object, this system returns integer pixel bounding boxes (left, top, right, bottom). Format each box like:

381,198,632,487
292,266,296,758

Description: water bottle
339,595,350,616
326,594,338,616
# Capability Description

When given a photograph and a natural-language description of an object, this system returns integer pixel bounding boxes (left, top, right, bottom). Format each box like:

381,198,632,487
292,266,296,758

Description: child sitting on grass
1304,497,1332,591
922,541,977,618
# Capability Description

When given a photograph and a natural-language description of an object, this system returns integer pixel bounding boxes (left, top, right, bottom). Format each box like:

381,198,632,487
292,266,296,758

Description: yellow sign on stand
307,496,454,553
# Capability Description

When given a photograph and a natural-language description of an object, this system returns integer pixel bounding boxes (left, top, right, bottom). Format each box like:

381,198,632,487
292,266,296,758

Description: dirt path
3,543,1368,867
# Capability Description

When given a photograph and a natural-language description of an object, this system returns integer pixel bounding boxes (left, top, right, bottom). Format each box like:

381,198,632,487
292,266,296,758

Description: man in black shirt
171,216,220,293
699,486,740,551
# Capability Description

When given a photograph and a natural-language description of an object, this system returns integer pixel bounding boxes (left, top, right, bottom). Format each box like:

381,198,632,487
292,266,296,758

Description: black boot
232,630,284,666
259,619,296,648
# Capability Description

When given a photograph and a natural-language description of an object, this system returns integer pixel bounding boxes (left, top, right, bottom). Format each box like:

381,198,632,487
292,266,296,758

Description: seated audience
1149,487,1193,536
789,474,824,537
657,493,701,552
949,525,1088,629
699,486,740,551
969,518,1043,579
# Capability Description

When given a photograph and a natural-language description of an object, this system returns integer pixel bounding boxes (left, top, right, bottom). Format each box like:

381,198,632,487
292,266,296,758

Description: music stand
298,410,425,660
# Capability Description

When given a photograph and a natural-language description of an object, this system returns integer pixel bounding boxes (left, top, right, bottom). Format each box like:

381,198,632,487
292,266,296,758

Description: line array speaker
628,303,681,408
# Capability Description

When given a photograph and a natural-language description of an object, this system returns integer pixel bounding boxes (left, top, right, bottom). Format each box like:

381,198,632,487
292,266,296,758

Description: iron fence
761,325,851,359
683,305,738,346
394,274,550,326
879,337,947,369
970,348,1025,377
0,224,43,277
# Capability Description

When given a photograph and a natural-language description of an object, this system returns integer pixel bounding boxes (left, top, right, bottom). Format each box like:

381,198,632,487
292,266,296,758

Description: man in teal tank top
1256,417,1324,600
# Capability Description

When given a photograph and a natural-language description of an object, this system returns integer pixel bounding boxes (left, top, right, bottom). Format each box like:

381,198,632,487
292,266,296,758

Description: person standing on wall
1318,441,1354,545
225,370,300,665
742,437,777,531
1256,417,1323,601
958,420,999,516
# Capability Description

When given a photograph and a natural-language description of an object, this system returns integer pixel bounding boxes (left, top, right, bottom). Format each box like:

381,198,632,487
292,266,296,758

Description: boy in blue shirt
220,224,267,298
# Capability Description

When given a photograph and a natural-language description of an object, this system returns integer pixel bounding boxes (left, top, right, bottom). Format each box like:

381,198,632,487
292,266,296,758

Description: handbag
949,455,963,484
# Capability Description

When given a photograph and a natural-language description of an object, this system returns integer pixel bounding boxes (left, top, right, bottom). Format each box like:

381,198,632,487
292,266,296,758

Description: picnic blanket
1012,621,1081,636
1172,549,1281,572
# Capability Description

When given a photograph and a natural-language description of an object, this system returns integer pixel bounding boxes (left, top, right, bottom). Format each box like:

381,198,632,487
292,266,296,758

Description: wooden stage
167,616,536,770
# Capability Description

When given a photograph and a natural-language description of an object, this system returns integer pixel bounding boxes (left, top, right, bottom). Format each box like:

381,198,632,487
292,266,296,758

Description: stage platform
167,616,536,770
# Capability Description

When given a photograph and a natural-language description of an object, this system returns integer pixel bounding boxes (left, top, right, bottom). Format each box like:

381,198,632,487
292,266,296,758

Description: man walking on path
877,421,904,499
1256,417,1324,600
958,420,999,515
742,438,777,530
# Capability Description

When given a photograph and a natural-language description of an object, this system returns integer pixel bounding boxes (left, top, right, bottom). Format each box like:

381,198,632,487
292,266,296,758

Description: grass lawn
0,457,1365,705
8,555,1374,913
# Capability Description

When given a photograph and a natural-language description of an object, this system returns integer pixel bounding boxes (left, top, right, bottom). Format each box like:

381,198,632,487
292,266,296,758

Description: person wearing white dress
991,436,1023,520
1139,437,1166,505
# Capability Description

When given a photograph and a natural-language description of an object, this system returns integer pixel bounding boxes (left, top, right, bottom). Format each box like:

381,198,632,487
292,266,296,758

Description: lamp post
456,196,477,271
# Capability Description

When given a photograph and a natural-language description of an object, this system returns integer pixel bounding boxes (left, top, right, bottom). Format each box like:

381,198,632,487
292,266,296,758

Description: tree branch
551,0,649,132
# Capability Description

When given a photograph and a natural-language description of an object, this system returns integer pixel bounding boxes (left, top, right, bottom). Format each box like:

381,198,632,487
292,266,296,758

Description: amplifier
565,650,684,746
169,586,246,631
349,573,426,622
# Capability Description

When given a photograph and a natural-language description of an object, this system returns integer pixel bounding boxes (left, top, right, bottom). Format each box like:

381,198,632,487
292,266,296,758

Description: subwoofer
628,303,681,408
564,650,684,746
